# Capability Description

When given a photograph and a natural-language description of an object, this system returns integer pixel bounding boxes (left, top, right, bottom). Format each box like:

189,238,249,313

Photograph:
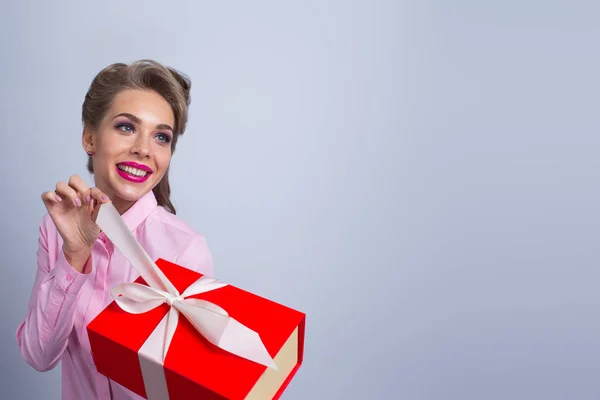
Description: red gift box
87,203,306,400
87,258,305,400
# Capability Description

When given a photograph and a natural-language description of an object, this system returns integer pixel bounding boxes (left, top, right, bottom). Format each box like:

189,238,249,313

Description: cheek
149,150,172,181
96,136,124,160
155,147,172,170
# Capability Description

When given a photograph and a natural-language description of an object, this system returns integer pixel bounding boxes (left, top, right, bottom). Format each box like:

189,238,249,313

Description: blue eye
116,123,134,133
156,133,172,143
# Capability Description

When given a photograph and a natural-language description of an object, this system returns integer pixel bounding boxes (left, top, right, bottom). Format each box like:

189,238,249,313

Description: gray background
1,0,599,399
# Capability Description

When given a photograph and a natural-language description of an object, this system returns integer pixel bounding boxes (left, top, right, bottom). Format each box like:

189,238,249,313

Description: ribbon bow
96,203,278,371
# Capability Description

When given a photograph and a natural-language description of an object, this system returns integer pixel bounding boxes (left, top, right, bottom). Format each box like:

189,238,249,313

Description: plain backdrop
2,1,600,399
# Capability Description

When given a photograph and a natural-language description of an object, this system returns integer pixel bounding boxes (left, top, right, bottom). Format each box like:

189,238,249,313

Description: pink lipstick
116,162,153,183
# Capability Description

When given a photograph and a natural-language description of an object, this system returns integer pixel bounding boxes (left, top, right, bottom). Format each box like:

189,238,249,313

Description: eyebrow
114,113,173,132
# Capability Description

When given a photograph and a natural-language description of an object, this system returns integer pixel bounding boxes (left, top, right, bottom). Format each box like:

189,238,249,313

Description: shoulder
141,207,215,277
145,206,204,239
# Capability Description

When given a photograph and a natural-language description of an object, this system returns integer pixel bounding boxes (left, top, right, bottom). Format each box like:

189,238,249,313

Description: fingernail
54,195,62,202
85,194,91,203
101,195,109,202
75,198,82,207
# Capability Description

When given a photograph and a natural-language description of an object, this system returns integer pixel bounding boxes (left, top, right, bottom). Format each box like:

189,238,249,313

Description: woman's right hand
41,175,111,272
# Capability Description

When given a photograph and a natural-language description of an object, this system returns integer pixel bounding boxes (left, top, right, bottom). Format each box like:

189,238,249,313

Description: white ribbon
96,203,277,400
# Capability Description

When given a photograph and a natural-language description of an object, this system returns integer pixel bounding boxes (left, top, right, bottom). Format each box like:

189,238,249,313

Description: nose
130,134,151,158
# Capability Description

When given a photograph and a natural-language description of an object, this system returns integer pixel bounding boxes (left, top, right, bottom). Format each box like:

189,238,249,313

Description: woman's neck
93,185,135,215
110,198,136,215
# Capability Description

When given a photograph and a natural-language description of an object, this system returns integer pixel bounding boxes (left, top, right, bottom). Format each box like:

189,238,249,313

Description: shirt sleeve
16,216,92,372
174,234,215,278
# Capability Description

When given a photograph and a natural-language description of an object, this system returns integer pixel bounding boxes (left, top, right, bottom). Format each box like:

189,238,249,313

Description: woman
16,60,214,399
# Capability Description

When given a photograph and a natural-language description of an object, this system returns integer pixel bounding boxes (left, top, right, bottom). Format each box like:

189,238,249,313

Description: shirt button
66,274,73,282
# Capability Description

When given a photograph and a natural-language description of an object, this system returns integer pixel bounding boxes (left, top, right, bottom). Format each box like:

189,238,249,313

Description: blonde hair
82,59,192,214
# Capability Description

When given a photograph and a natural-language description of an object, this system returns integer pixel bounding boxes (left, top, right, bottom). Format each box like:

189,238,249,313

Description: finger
91,200,101,222
90,192,110,222
55,181,81,208
89,187,110,204
89,188,110,221
41,190,63,205
68,175,91,204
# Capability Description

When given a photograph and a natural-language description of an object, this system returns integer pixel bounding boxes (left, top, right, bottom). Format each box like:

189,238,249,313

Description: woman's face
83,89,175,213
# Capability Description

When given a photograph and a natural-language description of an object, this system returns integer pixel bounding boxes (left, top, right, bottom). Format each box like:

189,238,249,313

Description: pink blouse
16,190,215,399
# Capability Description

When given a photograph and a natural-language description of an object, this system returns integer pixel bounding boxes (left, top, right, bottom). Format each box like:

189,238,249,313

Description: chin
114,187,148,202
115,179,159,199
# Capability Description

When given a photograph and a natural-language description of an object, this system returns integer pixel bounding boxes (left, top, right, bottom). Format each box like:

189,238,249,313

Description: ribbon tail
163,306,179,361
96,203,179,296
138,313,172,400
220,317,279,370
178,300,278,370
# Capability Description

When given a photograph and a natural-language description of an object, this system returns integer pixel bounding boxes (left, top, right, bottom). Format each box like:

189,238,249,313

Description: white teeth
118,164,148,177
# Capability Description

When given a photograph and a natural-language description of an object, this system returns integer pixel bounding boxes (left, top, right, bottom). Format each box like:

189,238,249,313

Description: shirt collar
120,190,158,232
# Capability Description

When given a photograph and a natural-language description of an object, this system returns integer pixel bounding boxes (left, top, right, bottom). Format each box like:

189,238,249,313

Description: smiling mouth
117,164,149,177
115,162,153,183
